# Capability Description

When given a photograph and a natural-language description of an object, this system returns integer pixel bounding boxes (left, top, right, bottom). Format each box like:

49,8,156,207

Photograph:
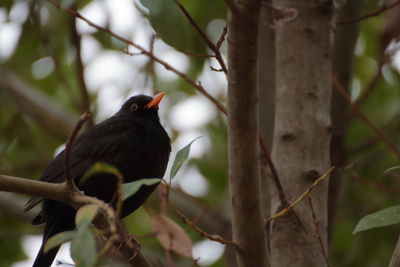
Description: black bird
25,93,171,267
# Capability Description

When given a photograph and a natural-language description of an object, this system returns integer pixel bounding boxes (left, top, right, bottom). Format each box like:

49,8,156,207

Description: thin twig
216,26,228,50
46,0,227,115
161,183,237,247
265,167,334,223
110,171,124,217
69,4,94,126
210,66,224,72
333,76,400,159
64,111,92,191
173,0,228,74
172,205,238,247
337,0,400,25
307,197,329,266
352,62,383,108
259,135,287,204
182,51,215,58
351,172,400,194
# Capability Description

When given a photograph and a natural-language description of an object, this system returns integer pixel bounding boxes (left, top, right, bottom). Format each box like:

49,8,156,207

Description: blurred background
1,0,400,266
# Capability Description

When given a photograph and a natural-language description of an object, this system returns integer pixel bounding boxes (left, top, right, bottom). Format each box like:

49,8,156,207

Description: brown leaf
152,214,193,258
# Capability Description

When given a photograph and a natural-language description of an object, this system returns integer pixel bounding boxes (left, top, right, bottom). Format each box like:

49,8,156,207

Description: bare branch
173,0,228,74
45,0,227,115
265,167,334,223
352,63,383,108
337,0,400,25
216,26,228,50
308,197,329,266
64,111,92,191
259,134,287,204
70,11,94,126
171,205,238,247
351,172,400,194
333,76,400,159
0,174,149,266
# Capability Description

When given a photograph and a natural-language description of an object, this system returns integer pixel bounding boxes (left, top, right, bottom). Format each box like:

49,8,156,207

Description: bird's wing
25,117,133,211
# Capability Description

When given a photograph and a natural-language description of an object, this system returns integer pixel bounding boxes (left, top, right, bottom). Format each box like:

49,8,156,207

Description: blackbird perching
25,93,171,267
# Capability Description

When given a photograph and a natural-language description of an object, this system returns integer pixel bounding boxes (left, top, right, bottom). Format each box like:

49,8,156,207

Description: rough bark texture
329,0,362,241
270,1,333,266
227,1,269,266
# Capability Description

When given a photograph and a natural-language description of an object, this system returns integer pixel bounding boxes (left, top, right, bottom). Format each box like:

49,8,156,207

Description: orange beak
144,92,166,109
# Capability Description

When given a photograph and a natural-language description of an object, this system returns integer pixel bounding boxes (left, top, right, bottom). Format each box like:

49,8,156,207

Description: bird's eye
130,103,139,111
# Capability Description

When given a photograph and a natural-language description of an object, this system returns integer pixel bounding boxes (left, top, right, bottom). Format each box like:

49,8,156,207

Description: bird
24,93,171,267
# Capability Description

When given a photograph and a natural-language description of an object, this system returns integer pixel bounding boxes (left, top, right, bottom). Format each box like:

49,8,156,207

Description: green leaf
81,162,123,185
44,231,75,253
140,0,204,53
353,206,400,234
70,229,97,267
170,137,201,179
121,178,161,200
75,204,99,231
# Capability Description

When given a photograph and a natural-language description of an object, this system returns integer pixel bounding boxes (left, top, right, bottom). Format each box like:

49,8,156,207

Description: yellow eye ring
130,103,139,111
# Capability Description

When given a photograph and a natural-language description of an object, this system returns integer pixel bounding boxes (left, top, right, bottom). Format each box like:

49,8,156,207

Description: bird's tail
32,213,73,267
32,241,60,267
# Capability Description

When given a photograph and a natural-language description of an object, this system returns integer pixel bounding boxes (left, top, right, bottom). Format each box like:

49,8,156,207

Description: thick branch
0,174,149,266
226,1,268,266
270,1,333,266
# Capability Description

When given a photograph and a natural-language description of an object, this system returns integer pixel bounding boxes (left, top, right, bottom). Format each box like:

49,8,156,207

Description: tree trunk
270,1,333,266
226,0,269,266
329,0,363,241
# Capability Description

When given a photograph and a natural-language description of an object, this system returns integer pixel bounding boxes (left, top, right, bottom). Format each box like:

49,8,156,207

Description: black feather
28,94,171,266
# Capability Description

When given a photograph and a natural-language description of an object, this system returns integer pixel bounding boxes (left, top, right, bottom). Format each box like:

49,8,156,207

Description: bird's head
117,92,166,119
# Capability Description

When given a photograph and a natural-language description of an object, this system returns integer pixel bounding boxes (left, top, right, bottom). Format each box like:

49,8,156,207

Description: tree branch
226,0,268,265
70,12,94,126
46,0,227,115
0,173,150,266
64,111,92,191
333,76,400,159
337,0,400,25
173,0,228,74
308,197,329,266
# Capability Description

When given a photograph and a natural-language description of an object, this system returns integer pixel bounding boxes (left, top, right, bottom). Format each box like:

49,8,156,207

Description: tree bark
226,0,269,266
329,0,363,241
270,0,333,266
